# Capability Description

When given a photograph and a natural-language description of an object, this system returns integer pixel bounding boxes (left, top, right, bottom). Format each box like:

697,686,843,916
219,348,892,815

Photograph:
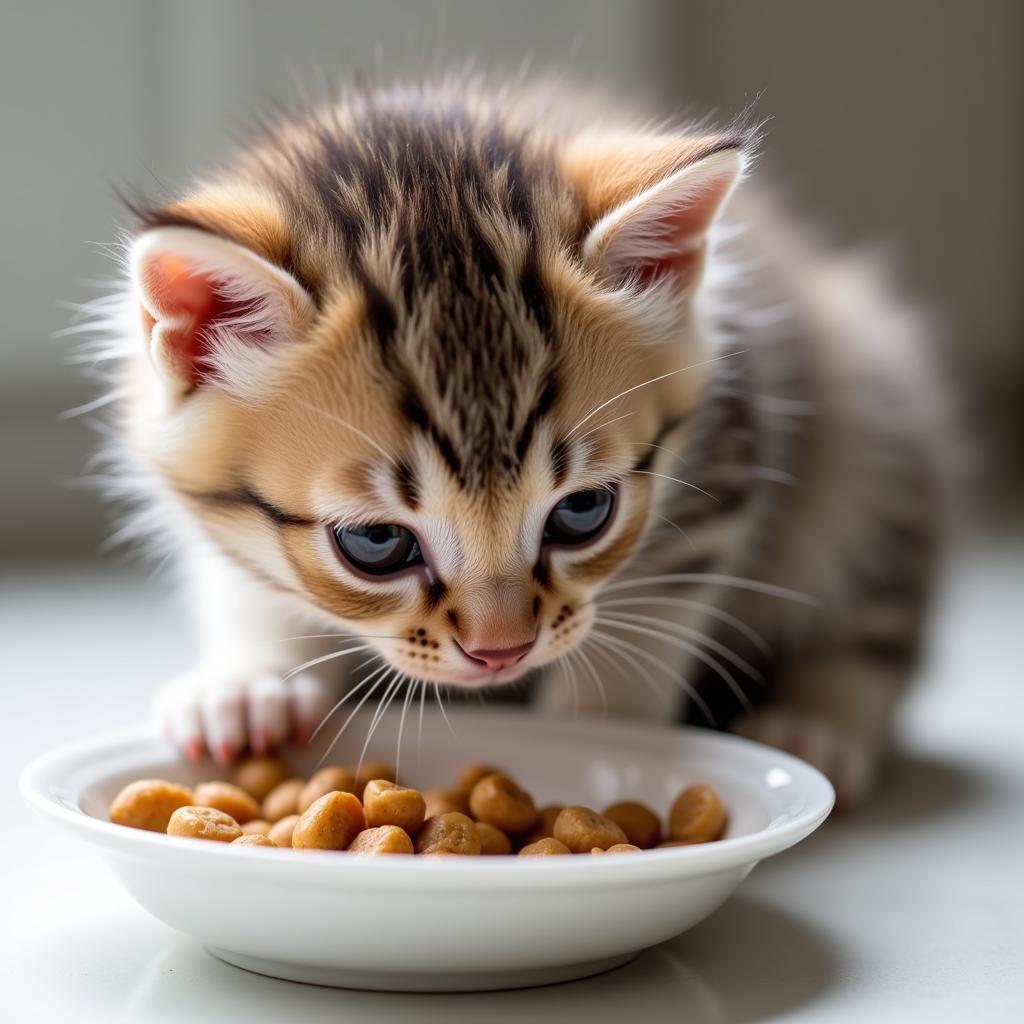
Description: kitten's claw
731,707,880,810
152,668,333,761
183,737,205,763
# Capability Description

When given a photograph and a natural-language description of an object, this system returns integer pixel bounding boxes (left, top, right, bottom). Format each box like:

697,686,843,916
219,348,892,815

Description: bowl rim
19,709,834,889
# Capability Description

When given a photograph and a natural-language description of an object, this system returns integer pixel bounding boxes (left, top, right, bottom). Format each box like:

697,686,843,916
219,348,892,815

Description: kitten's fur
93,79,948,804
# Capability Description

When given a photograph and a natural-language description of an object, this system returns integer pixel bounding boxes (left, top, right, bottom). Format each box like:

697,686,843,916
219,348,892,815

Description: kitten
91,79,948,806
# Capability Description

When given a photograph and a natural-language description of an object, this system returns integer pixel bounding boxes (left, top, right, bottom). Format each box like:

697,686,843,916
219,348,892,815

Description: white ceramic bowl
20,708,832,992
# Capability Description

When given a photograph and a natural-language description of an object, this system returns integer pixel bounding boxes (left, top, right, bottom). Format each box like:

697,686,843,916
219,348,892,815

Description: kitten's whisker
317,663,392,766
572,645,608,716
395,677,416,780
435,685,458,737
587,628,717,725
356,671,402,781
597,595,771,655
586,630,684,718
629,440,690,468
417,679,427,767
564,653,581,718
631,469,719,503
309,659,383,742
564,350,745,438
585,626,671,708
601,573,819,606
581,634,626,702
299,400,400,467
573,411,637,444
282,645,373,680
350,654,380,675
596,609,765,680
649,511,697,553
596,614,754,711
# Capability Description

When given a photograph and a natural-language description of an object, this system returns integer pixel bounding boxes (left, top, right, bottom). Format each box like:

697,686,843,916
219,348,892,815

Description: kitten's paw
152,667,334,765
731,708,880,811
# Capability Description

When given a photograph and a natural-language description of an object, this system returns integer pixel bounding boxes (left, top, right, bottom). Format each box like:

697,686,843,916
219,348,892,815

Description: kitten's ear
562,135,746,293
130,226,315,394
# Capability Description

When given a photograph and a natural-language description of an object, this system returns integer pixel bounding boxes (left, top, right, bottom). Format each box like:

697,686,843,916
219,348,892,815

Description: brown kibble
167,805,242,843
108,761,729,861
553,806,628,853
192,781,262,824
667,785,727,844
603,800,662,849
293,791,366,851
348,825,414,855
414,812,481,855
240,818,273,835
363,779,426,833
468,773,538,834
353,760,397,791
268,814,300,848
477,822,513,855
109,779,194,833
298,767,357,812
521,804,564,845
518,837,571,856
422,787,469,818
232,756,290,802
231,833,277,848
454,762,501,798
262,778,304,822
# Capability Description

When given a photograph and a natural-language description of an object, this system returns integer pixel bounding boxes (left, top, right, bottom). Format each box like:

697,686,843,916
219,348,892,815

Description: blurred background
1,0,1021,566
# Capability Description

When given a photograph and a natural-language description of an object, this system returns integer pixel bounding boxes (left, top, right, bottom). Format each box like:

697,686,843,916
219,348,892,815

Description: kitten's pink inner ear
573,143,744,293
138,253,232,386
132,227,314,392
139,251,268,387
642,163,738,288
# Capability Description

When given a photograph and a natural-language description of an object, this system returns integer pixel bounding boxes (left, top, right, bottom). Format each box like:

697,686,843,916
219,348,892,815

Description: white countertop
2,532,1021,1023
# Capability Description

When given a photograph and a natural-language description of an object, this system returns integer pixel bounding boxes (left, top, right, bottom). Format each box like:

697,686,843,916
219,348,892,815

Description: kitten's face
141,255,698,687
123,95,743,689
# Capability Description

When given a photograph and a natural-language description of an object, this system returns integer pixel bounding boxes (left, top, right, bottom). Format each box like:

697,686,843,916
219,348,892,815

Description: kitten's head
122,87,747,687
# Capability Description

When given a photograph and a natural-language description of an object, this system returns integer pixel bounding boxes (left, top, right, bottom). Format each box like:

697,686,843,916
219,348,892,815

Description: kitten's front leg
152,550,341,762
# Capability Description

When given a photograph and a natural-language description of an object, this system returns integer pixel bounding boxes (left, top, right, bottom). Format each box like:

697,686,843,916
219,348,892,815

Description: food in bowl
107,755,728,856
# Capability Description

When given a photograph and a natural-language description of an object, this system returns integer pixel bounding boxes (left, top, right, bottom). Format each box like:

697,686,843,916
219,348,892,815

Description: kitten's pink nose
458,641,534,672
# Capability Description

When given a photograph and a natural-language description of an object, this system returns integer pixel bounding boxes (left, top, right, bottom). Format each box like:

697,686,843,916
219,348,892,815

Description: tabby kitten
99,79,947,805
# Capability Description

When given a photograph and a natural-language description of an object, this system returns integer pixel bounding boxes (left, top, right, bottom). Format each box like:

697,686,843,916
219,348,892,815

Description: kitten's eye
543,488,615,545
331,524,423,576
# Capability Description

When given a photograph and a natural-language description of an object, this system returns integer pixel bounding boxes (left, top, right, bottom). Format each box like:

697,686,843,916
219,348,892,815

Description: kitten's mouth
451,663,534,687
388,655,536,689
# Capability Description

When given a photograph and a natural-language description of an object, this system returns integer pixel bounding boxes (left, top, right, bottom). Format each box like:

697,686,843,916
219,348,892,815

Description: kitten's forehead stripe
515,375,560,464
550,436,572,488
277,94,572,490
400,384,464,483
393,459,420,510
